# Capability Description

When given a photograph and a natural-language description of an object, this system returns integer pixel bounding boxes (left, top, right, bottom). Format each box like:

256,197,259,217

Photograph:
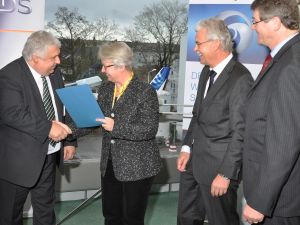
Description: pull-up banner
183,0,268,130
0,0,45,69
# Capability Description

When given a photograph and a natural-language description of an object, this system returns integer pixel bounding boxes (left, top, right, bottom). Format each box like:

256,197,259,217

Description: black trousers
177,165,205,225
0,153,57,225
177,166,240,225
101,159,154,225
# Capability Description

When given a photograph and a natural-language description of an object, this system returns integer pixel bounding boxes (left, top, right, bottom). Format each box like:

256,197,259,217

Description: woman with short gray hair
96,41,162,225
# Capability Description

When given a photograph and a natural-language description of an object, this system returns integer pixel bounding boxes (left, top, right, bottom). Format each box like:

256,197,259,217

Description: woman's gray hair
98,42,133,70
195,18,233,52
22,30,61,61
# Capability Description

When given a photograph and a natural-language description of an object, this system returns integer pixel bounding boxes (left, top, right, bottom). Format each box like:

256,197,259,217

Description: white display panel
0,0,45,69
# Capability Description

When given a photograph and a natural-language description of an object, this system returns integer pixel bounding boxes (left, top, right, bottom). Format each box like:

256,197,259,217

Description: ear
272,16,282,31
213,39,221,51
31,54,39,64
119,64,127,71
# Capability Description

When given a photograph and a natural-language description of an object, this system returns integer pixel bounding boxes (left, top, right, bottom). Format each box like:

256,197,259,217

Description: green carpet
23,192,179,225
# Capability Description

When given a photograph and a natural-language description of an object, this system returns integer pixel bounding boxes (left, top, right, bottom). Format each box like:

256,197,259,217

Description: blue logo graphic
186,4,268,64
150,67,171,90
216,11,252,54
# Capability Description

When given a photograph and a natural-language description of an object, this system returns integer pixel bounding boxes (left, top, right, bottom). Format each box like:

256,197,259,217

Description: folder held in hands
56,84,104,128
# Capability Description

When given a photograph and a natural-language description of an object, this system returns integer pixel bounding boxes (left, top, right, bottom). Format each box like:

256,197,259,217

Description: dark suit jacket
243,34,300,217
97,76,162,181
0,57,76,188
184,57,253,185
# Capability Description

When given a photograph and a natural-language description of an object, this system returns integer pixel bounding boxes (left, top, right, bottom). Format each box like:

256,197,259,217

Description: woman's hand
96,117,114,132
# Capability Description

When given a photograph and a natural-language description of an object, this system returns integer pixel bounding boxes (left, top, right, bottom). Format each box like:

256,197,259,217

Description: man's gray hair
22,30,61,61
195,18,233,52
98,41,133,70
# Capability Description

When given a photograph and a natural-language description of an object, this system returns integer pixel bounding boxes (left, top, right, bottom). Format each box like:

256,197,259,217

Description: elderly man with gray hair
177,18,253,225
0,30,77,225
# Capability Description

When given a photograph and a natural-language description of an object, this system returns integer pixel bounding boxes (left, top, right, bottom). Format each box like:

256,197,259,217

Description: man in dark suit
0,31,77,225
177,18,253,225
243,0,300,224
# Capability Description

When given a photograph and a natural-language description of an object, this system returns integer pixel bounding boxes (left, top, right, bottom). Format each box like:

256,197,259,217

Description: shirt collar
271,32,299,57
26,62,44,80
211,53,233,74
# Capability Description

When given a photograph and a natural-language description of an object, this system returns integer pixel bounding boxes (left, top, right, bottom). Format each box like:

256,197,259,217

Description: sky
45,0,189,28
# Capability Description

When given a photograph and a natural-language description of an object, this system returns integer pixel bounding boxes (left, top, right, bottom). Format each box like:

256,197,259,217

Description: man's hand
49,121,72,142
96,117,114,132
53,121,72,133
211,174,230,197
243,204,264,224
64,146,76,160
177,152,190,172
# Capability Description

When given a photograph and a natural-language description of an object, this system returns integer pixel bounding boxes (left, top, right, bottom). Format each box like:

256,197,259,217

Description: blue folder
56,84,104,128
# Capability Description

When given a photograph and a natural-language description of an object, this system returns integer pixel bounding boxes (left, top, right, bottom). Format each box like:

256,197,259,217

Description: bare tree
124,0,188,70
93,17,120,41
47,7,95,81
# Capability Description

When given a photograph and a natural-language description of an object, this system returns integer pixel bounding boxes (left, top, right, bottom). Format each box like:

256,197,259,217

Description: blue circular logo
217,11,253,54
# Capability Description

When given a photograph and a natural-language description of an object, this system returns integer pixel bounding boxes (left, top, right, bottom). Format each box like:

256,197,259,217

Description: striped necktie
42,76,56,146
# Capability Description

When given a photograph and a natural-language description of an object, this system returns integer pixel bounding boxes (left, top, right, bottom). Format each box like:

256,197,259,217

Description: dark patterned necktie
42,76,56,147
259,54,272,75
207,70,217,92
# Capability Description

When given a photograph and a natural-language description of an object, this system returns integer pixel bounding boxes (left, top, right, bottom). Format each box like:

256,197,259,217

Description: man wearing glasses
177,18,253,225
243,0,300,224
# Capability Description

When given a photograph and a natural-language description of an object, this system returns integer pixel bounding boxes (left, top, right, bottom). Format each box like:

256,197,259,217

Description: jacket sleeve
182,69,206,149
63,111,79,147
218,71,253,180
182,108,197,148
0,66,51,143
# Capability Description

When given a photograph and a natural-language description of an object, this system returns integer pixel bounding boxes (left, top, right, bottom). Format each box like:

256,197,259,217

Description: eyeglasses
102,64,114,70
195,40,212,47
252,18,271,25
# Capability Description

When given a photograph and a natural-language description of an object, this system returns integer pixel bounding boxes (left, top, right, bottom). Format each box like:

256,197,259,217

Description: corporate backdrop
183,0,268,130
0,0,44,69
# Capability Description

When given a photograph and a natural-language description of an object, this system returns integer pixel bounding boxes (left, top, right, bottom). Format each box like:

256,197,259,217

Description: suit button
111,140,115,144
111,113,115,118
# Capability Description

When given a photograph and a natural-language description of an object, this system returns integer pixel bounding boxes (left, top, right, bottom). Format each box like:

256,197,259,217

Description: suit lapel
49,71,64,120
19,58,46,114
199,67,210,100
250,58,274,91
250,34,300,93
201,59,233,106
112,76,137,112
192,66,209,115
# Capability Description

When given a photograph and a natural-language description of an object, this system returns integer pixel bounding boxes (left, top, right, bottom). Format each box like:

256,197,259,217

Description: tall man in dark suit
177,18,253,225
243,0,300,224
0,31,77,225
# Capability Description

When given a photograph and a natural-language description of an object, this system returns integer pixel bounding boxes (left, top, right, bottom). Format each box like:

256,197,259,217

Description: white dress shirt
27,64,61,154
181,53,233,153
